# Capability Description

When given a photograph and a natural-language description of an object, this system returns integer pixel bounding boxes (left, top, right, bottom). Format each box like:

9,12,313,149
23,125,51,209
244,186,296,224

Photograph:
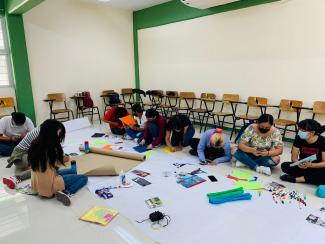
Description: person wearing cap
189,128,231,165
103,94,129,135
0,112,34,156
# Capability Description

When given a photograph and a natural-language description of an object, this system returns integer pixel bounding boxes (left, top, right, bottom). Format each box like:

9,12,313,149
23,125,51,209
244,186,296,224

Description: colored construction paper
207,187,244,198
79,207,118,226
163,147,171,153
119,115,136,126
234,181,264,190
102,145,112,150
133,145,151,153
231,169,254,181
144,151,155,159
91,140,109,147
209,193,252,204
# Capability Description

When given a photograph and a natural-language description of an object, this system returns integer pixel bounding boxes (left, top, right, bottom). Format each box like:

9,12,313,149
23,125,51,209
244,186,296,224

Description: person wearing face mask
280,119,325,185
234,114,283,176
165,114,195,152
0,112,34,156
189,128,231,165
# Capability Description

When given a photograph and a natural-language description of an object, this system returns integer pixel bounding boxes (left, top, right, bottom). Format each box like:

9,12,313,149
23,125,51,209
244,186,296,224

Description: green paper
144,151,155,159
207,187,244,198
234,181,264,190
91,140,109,147
231,169,253,180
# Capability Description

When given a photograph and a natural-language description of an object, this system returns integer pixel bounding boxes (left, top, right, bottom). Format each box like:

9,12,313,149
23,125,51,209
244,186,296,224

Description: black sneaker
280,174,296,183
189,149,197,156
55,191,71,206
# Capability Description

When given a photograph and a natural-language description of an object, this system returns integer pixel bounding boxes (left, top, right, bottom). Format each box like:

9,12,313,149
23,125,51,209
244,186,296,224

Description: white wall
138,0,325,123
23,0,135,124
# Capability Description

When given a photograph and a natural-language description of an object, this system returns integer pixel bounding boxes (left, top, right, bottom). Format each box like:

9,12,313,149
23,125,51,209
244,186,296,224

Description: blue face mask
298,130,309,140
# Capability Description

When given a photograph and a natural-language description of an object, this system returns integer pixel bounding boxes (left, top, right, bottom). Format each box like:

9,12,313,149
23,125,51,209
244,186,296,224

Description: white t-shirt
0,116,35,137
134,114,147,128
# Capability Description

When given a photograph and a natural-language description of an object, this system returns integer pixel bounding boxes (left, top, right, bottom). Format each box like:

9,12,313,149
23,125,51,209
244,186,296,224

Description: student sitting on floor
3,120,69,189
103,95,129,135
29,119,87,206
165,114,195,152
280,119,325,185
0,112,34,156
139,109,166,149
234,114,283,176
189,128,231,165
125,103,146,142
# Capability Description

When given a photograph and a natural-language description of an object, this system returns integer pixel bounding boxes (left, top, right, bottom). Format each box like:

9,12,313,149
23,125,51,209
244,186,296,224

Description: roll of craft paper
79,145,145,161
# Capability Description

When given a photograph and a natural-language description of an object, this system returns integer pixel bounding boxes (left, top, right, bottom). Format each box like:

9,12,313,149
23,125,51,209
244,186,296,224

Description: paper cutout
163,147,171,153
79,207,118,226
177,175,206,188
234,181,264,190
91,140,109,147
119,115,136,126
231,169,254,181
144,150,155,159
133,145,150,153
102,145,112,150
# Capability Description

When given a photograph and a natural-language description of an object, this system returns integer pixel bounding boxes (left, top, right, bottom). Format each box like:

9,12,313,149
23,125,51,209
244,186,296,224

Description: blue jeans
125,127,144,140
171,126,195,147
58,165,88,194
0,141,19,156
146,123,159,145
234,150,276,170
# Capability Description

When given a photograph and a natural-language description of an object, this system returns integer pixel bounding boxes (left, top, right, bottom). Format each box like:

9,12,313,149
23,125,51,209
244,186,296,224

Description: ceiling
80,0,172,11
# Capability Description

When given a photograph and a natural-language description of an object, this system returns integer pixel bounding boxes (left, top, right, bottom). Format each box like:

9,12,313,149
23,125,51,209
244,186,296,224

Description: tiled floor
0,122,324,244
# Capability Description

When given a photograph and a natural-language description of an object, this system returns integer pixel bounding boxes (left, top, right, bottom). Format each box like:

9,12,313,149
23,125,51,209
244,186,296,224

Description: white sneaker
55,191,71,206
256,166,271,176
235,161,246,168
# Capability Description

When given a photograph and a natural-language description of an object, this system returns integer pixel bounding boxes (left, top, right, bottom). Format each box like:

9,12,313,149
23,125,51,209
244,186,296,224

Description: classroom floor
0,122,324,244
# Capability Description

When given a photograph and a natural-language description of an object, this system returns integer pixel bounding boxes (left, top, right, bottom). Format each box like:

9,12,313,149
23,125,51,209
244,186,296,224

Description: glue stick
84,141,90,153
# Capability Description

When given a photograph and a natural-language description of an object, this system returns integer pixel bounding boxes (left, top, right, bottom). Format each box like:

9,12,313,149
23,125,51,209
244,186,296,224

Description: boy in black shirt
165,114,195,152
281,119,325,185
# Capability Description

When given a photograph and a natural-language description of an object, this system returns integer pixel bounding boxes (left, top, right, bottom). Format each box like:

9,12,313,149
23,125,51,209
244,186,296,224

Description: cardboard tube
79,145,145,161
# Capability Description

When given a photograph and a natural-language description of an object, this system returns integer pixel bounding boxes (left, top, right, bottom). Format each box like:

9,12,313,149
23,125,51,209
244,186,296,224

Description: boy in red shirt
103,95,128,135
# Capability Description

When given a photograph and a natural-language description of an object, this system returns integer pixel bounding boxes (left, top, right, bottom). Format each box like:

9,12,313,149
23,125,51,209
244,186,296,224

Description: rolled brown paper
79,145,146,161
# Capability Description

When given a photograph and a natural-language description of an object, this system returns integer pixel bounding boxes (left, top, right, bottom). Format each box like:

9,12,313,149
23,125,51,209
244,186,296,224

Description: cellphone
257,148,264,151
208,175,218,182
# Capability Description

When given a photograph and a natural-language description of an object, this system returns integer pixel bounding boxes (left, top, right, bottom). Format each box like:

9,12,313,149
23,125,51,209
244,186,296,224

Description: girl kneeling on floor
29,120,88,206
280,119,325,185
189,128,231,165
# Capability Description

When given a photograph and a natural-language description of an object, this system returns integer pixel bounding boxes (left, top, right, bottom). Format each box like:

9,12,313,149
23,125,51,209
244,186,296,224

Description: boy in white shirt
0,112,34,156
125,103,146,142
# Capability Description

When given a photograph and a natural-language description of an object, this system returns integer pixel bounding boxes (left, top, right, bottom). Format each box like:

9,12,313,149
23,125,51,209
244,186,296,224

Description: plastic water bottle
84,141,90,153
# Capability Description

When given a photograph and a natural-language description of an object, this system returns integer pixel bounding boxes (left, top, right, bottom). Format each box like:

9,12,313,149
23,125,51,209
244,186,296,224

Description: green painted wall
5,2,36,122
0,1,4,14
7,0,45,14
133,0,279,90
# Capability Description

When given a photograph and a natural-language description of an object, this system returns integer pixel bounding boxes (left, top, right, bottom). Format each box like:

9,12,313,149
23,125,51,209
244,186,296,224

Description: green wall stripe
133,12,140,90
7,0,45,14
134,0,279,30
0,1,4,14
5,7,36,123
133,0,279,90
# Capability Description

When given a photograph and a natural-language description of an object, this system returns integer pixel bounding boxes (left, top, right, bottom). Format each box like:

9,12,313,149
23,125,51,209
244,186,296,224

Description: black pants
111,127,126,135
189,138,225,161
281,162,325,185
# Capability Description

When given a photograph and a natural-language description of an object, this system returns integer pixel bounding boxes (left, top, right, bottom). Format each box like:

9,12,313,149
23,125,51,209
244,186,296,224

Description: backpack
82,92,94,108
234,121,254,144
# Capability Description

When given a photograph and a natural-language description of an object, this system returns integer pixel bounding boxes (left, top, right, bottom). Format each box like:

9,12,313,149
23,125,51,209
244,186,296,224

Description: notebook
79,207,119,226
